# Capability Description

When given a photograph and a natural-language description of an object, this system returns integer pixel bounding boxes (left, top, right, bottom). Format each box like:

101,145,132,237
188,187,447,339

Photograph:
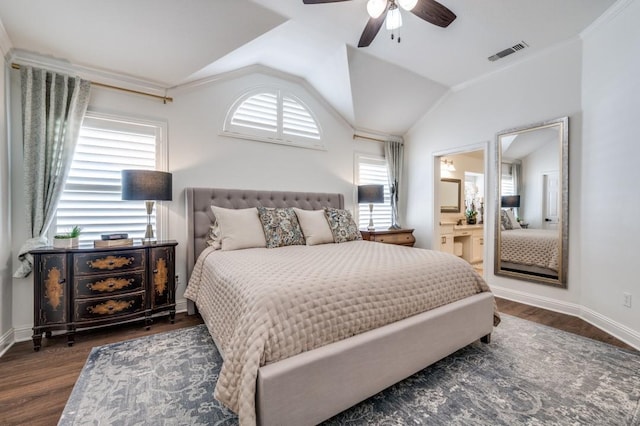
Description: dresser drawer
74,249,145,276
74,271,145,298
371,232,415,245
74,292,145,321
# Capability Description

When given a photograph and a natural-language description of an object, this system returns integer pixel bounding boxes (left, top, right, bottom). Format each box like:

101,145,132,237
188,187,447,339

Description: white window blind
224,88,323,149
56,114,165,242
282,95,320,140
356,155,392,230
501,163,515,196
230,92,278,133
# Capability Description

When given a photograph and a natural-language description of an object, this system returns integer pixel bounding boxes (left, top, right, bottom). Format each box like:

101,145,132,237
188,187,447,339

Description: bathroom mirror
494,117,569,287
440,178,461,213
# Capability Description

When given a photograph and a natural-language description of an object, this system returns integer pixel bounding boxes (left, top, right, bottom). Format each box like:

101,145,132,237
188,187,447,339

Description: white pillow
505,209,521,229
293,208,334,246
210,206,267,251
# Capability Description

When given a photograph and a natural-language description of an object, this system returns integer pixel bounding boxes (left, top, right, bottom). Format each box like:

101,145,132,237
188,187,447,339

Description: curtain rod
10,63,173,104
353,134,403,144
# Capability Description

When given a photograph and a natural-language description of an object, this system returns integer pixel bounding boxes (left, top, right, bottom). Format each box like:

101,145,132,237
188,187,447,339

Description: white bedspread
501,228,559,272
185,241,497,425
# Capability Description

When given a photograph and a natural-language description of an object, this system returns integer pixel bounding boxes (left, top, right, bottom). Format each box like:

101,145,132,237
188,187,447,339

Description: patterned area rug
59,315,640,425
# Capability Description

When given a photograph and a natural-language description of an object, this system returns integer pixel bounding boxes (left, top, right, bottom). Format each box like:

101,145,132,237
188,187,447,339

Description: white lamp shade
366,0,386,18
398,0,418,11
386,7,403,30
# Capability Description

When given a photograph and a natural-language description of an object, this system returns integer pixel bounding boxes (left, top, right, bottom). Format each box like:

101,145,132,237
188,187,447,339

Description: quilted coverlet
501,228,559,272
185,241,497,425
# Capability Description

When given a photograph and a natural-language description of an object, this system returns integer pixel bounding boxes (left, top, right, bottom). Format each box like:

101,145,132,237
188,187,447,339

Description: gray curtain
512,161,522,218
384,140,404,229
13,66,91,278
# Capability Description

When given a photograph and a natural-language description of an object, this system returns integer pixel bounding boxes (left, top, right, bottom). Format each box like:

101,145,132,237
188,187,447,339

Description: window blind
282,96,320,140
56,116,160,242
357,156,392,230
224,89,323,149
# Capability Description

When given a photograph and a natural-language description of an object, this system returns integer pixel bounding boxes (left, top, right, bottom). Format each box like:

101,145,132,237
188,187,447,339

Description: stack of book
94,233,133,248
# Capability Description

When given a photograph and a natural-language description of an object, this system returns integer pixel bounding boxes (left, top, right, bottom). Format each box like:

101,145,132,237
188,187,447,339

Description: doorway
434,143,488,277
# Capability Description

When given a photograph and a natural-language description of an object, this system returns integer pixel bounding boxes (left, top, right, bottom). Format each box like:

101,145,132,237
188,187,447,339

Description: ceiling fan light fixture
386,6,402,30
397,0,418,11
366,0,387,19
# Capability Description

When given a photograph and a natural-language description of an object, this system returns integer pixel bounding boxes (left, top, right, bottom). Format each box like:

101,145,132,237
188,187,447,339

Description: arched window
223,88,324,150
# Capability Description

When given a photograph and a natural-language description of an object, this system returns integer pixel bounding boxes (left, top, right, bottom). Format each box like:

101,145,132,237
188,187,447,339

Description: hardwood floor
0,301,636,425
0,313,203,426
496,297,637,351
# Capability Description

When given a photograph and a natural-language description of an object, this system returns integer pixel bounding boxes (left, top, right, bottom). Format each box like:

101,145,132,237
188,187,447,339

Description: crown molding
0,18,13,57
7,49,168,97
170,64,355,131
580,0,635,39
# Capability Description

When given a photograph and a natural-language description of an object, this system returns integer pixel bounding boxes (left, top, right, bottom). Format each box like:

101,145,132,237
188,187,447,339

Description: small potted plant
465,208,478,225
53,226,81,248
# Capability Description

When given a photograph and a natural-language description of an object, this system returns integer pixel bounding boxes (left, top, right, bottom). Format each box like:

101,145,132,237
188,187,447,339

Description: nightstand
29,240,177,351
360,228,415,247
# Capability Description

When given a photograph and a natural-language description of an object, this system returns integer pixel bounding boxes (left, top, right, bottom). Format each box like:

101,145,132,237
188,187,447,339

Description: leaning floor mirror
494,116,569,287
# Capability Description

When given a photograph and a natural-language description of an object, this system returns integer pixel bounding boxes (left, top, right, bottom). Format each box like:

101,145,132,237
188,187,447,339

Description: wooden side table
360,228,415,247
29,240,177,351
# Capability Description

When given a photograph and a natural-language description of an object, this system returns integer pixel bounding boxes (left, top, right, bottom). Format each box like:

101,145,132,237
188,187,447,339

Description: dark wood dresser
360,228,415,247
29,240,177,351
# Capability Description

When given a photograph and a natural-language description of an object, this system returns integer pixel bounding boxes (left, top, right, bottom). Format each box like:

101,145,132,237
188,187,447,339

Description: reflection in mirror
495,117,568,287
440,178,461,213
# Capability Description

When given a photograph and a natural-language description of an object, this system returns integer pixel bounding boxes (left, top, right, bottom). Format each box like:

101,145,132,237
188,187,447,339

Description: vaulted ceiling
0,0,616,135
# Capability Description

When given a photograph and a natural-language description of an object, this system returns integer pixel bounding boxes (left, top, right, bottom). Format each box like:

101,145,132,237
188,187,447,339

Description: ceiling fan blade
357,3,390,47
302,0,351,4
411,0,456,28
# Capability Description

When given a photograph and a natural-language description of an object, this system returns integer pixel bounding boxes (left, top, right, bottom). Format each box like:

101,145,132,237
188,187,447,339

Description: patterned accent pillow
500,210,513,230
206,222,221,250
324,207,362,243
257,207,306,248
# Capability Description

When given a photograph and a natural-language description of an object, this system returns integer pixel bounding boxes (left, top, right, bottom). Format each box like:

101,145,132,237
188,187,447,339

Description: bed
500,228,560,278
185,187,498,426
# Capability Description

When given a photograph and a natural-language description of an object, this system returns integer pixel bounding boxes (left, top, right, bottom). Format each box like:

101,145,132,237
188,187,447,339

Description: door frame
433,141,490,278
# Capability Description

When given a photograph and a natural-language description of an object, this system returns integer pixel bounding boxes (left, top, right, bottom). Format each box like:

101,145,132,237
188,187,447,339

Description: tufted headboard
185,187,344,278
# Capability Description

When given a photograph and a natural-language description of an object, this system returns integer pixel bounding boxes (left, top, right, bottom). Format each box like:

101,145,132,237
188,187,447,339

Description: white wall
8,68,382,341
580,0,640,339
0,56,12,355
405,2,640,349
521,139,559,228
405,38,584,306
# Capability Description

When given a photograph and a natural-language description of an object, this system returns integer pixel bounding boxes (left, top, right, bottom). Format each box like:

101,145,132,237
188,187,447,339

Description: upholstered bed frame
185,187,494,425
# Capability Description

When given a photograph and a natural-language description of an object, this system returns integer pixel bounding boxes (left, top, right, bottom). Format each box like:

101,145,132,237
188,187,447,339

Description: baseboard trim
0,328,15,357
492,285,640,351
14,325,32,343
175,298,187,314
581,307,640,351
491,286,583,316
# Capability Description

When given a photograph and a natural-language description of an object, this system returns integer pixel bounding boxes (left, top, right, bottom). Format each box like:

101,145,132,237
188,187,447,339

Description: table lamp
358,184,384,231
121,170,172,243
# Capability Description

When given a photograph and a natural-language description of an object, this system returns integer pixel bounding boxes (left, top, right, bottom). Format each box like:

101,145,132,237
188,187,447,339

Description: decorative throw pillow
293,208,334,246
210,206,267,251
324,207,362,243
500,209,513,230
257,207,306,248
506,209,521,229
205,222,222,250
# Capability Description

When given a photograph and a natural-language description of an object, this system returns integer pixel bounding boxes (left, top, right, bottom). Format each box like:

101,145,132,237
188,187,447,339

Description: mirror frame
494,116,569,287
440,178,462,213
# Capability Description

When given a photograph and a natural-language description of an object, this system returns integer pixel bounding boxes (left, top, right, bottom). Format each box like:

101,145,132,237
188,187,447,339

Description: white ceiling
0,0,617,135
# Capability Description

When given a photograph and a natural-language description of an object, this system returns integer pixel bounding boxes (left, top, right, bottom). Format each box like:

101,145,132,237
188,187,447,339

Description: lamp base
368,203,375,231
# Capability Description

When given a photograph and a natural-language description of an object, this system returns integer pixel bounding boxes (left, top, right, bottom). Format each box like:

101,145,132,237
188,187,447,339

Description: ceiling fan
302,0,456,47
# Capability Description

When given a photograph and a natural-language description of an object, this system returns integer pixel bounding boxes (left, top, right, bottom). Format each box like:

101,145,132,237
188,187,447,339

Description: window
501,163,515,196
223,88,324,150
55,113,168,242
356,154,392,229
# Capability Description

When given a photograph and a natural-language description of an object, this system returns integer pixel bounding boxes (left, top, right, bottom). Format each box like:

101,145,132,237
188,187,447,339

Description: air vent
488,41,529,62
